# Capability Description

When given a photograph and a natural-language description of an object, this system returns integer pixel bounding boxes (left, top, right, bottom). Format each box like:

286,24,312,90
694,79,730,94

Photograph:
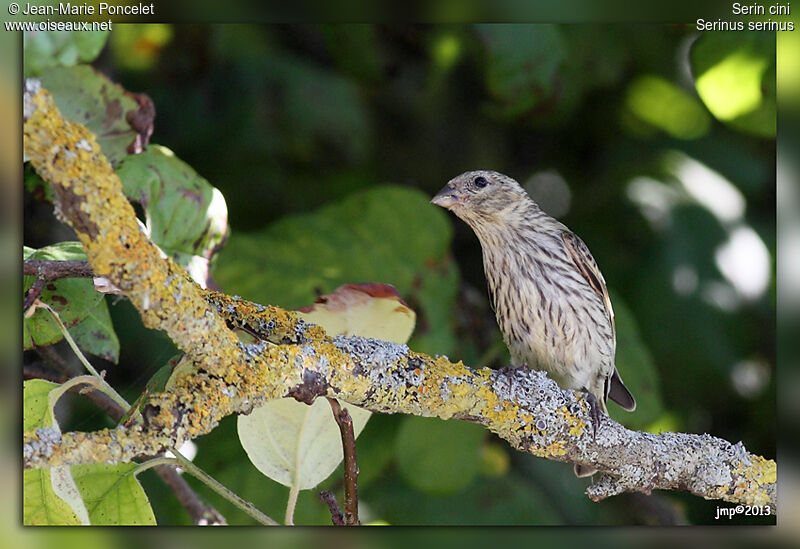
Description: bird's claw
582,390,603,439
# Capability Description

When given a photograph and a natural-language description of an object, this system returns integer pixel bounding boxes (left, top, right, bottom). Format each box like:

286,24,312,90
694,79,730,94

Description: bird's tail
608,367,636,411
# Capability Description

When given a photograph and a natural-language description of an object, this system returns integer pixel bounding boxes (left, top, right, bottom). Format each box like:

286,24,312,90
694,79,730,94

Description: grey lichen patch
333,335,409,371
24,426,63,461
23,78,42,121
238,340,268,359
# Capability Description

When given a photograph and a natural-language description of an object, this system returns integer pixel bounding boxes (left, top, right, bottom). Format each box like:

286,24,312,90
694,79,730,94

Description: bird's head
431,170,530,225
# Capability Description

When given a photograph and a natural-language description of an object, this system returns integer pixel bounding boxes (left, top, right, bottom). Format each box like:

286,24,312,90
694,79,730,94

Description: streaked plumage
432,170,635,476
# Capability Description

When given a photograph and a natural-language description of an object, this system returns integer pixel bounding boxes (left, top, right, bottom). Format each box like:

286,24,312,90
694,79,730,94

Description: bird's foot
581,389,603,439
497,364,524,376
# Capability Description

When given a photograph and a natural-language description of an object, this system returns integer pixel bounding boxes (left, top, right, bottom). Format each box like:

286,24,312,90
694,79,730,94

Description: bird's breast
481,243,614,390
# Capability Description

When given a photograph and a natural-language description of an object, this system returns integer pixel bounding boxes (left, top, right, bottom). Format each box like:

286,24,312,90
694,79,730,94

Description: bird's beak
431,185,462,210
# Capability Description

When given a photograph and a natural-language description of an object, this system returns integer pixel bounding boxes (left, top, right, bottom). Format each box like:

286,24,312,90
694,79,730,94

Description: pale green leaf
239,283,416,491
239,398,371,490
23,378,59,430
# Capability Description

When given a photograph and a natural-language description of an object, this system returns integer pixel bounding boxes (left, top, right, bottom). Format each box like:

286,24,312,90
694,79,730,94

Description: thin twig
34,344,82,377
23,277,45,310
155,462,227,525
327,397,360,526
319,491,345,526
23,259,94,280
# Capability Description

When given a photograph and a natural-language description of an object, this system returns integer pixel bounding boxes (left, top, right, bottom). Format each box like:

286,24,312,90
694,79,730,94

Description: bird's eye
474,176,488,188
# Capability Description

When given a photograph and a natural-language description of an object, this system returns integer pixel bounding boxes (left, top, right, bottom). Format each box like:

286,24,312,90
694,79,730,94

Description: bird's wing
560,231,615,340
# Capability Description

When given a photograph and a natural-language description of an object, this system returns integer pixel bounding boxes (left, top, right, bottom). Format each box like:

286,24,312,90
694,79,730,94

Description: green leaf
238,397,371,490
23,379,59,431
24,163,54,203
38,65,146,167
69,297,120,363
24,242,103,349
608,291,663,429
476,24,566,118
115,145,229,285
691,32,776,137
71,463,157,525
23,469,82,526
23,380,87,525
24,29,109,77
394,416,486,495
23,380,155,525
214,185,458,356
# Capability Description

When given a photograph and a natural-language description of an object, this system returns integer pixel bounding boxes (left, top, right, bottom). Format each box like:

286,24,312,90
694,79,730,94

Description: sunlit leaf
394,416,485,495
297,283,416,342
108,24,174,72
24,29,109,77
625,75,710,139
115,145,229,286
23,379,58,430
692,32,775,137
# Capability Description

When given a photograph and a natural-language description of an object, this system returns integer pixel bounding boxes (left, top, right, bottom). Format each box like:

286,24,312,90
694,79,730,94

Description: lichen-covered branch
22,80,777,514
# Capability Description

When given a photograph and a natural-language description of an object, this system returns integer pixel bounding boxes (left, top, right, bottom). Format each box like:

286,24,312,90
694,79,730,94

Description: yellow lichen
558,405,587,437
546,441,566,456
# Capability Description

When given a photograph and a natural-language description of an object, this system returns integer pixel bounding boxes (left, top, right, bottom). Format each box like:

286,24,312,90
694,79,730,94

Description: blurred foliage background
24,24,776,525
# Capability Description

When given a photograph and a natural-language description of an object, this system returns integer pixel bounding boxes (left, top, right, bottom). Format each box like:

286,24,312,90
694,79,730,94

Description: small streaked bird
431,170,635,477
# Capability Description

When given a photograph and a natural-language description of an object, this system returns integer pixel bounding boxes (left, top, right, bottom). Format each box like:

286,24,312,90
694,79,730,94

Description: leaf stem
36,301,130,411
285,483,300,525
171,452,279,526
